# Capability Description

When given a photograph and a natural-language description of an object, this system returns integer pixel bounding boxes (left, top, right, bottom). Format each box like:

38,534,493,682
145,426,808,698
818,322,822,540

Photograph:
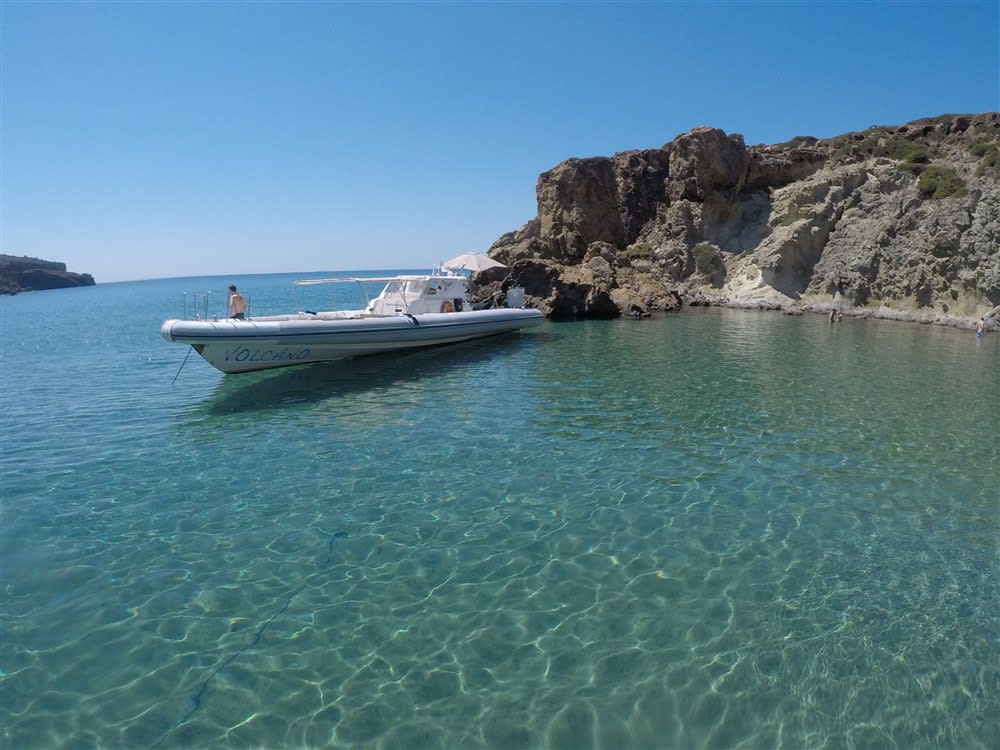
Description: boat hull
161,308,543,373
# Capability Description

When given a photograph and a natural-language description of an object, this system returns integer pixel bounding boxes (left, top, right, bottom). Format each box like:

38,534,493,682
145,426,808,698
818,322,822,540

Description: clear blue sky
2,0,997,282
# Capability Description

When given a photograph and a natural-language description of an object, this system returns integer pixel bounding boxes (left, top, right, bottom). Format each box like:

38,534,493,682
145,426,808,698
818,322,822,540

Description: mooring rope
170,346,194,385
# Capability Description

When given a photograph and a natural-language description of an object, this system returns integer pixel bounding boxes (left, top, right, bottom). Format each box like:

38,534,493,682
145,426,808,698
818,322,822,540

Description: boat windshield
292,274,464,315
380,280,432,299
382,280,407,298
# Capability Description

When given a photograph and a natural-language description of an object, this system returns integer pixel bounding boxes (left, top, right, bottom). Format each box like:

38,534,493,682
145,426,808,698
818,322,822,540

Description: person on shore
976,317,985,338
228,284,247,320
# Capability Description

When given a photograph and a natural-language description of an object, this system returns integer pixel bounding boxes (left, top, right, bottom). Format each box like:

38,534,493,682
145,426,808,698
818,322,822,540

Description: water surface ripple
2,279,997,749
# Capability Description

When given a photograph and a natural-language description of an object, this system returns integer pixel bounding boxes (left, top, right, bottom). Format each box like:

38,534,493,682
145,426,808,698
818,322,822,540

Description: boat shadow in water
199,334,537,416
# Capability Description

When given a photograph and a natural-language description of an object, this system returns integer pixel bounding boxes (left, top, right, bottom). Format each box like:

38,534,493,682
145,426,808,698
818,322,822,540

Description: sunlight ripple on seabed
1,291,997,749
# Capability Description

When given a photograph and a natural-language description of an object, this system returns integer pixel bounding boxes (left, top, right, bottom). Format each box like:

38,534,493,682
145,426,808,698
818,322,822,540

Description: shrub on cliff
898,145,931,174
830,130,932,166
692,243,718,275
917,166,965,199
971,139,1000,178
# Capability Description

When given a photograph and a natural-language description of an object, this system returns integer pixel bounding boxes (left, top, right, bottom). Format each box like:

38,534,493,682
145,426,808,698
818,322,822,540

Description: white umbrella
442,251,507,272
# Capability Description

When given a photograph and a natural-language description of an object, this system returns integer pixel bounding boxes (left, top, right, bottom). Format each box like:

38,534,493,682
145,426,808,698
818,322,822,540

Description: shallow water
2,277,998,749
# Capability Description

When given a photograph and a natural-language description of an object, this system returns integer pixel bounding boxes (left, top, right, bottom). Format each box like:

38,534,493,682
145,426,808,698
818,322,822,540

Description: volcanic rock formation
474,113,1000,328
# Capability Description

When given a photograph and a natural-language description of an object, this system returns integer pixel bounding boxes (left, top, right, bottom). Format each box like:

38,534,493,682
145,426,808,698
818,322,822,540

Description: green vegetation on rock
971,138,1000,178
898,146,931,174
917,166,965,199
692,243,717,275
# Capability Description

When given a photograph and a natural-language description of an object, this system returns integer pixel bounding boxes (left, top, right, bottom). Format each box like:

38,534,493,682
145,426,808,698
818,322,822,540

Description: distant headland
0,255,96,295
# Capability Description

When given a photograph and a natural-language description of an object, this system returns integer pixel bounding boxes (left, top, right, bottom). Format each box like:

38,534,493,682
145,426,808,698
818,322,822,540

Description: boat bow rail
175,290,251,322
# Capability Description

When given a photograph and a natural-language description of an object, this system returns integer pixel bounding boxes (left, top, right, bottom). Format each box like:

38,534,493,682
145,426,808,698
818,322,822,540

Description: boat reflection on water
193,332,543,420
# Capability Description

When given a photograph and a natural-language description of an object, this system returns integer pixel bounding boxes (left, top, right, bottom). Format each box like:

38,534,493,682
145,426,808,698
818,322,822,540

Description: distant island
0,255,96,294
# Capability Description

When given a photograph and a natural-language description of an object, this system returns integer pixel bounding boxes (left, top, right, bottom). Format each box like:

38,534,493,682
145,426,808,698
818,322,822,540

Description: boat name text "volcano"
224,347,312,363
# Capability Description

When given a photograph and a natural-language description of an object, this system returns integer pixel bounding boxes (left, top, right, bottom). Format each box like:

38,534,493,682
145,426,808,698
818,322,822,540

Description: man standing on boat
228,284,247,320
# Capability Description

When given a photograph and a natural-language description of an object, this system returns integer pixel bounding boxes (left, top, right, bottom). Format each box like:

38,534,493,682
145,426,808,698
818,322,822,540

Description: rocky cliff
0,255,96,294
475,113,1000,328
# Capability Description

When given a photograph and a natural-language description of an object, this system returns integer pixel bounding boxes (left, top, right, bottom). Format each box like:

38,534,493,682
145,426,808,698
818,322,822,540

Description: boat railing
180,291,250,321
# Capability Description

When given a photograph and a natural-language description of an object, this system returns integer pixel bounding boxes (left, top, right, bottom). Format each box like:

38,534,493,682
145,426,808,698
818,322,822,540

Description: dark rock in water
0,254,96,294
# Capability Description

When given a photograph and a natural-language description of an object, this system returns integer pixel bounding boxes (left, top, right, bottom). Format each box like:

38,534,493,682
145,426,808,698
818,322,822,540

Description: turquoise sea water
1,274,998,749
